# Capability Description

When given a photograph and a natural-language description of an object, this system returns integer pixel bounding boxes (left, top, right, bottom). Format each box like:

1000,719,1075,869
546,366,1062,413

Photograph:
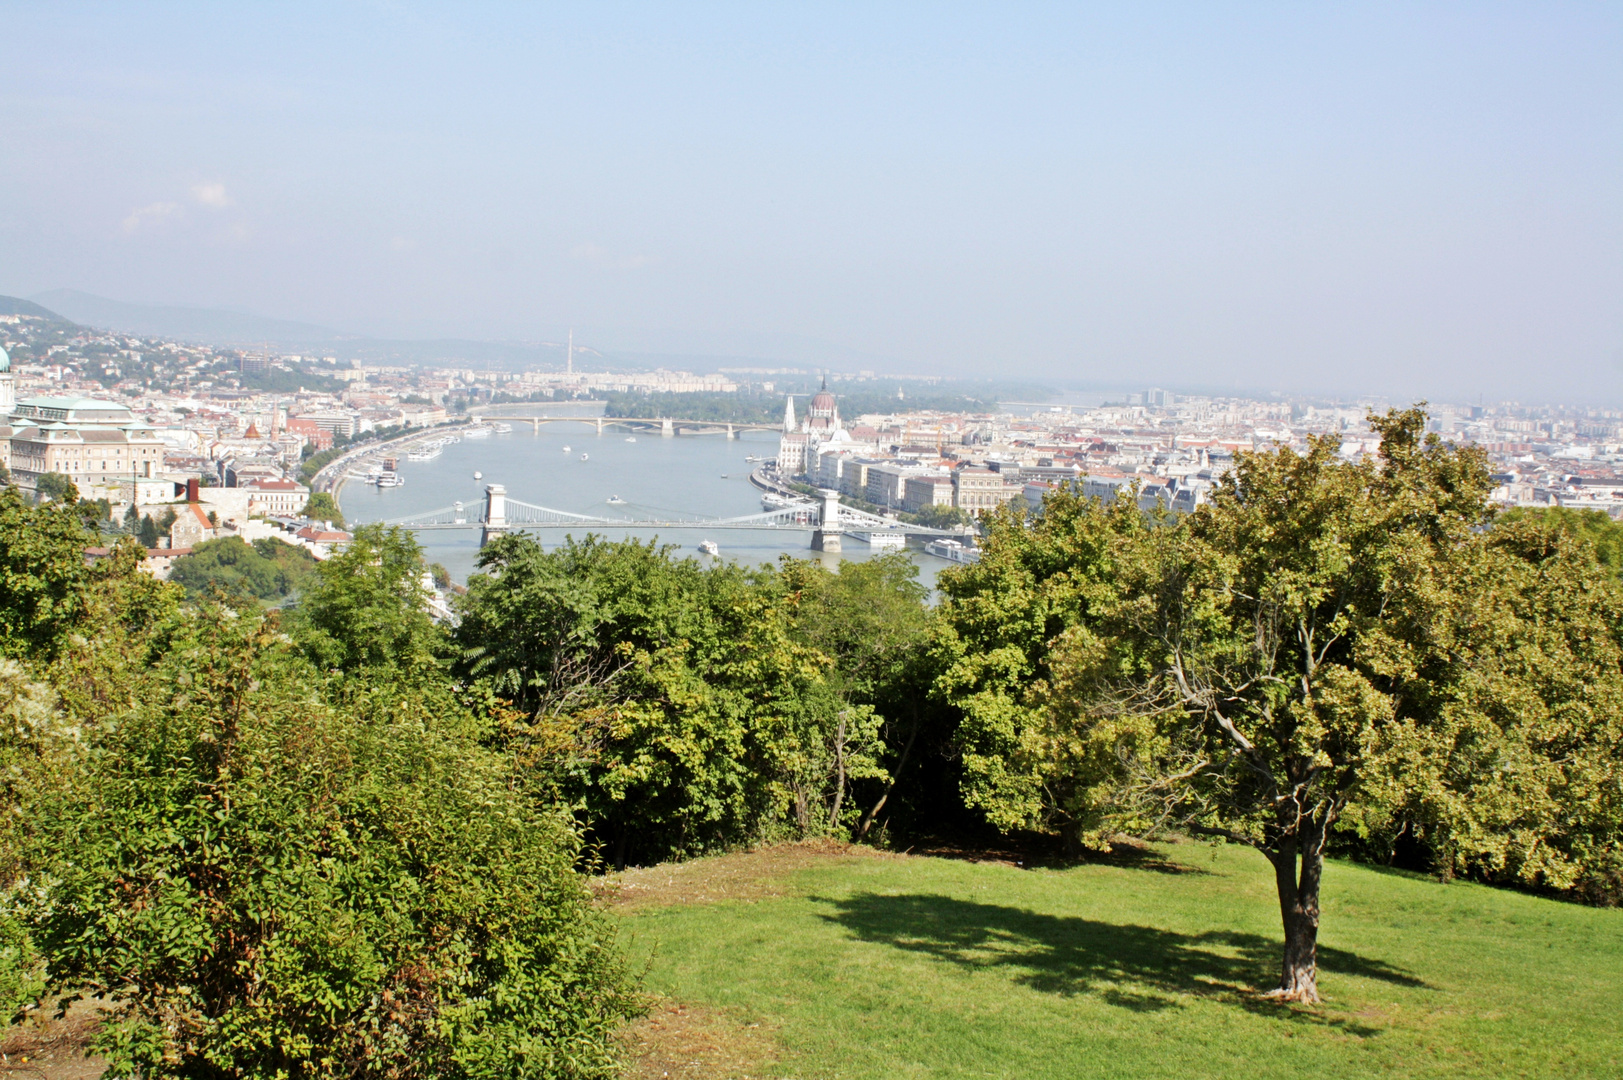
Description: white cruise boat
760,491,814,510
606,495,625,505
697,539,720,556
626,436,638,443
464,425,492,439
561,445,572,453
579,452,589,461
924,538,980,563
374,471,405,488
490,422,513,434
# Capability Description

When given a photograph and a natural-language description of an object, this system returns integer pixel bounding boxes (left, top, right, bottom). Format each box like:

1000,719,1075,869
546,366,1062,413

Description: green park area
618,843,1620,1079
0,406,1619,1080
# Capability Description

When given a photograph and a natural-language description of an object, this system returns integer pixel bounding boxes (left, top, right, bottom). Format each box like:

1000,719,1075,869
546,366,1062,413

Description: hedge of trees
0,404,1619,1064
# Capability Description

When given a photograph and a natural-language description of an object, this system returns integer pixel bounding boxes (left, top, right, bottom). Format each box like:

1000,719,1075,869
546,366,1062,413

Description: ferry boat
924,538,980,563
405,447,441,461
473,470,483,480
625,436,638,443
580,453,589,461
464,425,492,439
760,491,815,510
490,422,513,434
697,539,720,556
561,445,572,453
744,455,763,463
719,473,729,479
855,530,908,550
374,471,405,489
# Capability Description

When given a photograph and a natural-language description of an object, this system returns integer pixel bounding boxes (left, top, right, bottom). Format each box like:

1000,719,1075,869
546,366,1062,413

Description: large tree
454,534,887,865
939,408,1623,1002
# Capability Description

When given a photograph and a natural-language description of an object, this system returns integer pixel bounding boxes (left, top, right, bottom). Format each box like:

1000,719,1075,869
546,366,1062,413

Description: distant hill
0,295,75,324
29,290,347,346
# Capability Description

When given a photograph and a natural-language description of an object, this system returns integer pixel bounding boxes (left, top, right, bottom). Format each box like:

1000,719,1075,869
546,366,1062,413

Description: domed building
776,375,848,479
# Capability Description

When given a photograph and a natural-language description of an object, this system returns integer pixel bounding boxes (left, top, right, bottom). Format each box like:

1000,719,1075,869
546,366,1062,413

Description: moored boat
924,538,980,563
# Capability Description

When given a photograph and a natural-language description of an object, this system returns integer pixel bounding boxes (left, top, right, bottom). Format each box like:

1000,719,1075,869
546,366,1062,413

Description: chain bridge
382,485,968,551
479,414,782,438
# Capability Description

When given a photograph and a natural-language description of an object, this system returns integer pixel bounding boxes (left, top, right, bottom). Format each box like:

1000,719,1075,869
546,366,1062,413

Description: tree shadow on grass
815,892,1429,1035
907,833,1209,876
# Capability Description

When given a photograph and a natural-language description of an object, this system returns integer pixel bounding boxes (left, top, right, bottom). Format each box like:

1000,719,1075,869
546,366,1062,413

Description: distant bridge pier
596,417,604,435
810,489,843,552
662,418,675,438
481,484,508,547
726,423,735,440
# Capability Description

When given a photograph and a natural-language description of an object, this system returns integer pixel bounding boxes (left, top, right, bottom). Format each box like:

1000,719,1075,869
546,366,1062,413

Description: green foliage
300,491,345,526
292,524,443,675
33,473,76,504
455,535,886,864
0,659,58,1017
902,503,973,529
600,382,1050,425
0,487,94,660
168,536,319,603
602,391,778,424
25,608,634,1079
137,513,161,547
75,497,112,529
234,364,344,394
761,555,951,839
1497,505,1623,579
300,447,343,482
937,408,1623,996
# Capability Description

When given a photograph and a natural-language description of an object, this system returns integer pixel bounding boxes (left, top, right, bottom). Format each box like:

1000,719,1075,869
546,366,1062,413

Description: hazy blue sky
2,3,1618,401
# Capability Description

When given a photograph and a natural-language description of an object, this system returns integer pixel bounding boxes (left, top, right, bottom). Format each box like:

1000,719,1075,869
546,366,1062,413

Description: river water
336,403,949,589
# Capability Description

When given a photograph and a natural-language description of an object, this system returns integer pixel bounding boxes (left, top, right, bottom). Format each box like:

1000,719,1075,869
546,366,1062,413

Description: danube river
336,405,951,588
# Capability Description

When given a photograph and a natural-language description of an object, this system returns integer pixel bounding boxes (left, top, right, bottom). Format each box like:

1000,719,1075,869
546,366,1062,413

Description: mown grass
618,840,1621,1079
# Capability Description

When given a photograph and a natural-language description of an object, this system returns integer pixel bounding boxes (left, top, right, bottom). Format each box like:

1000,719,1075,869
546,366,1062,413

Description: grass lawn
612,840,1621,1079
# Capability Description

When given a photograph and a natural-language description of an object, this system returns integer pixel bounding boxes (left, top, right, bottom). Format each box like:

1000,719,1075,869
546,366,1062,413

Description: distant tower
783,394,796,434
567,329,573,376
0,345,13,413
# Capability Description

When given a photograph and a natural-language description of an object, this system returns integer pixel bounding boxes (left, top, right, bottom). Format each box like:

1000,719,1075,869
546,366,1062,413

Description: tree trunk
1266,823,1325,1003
828,712,848,830
856,713,919,843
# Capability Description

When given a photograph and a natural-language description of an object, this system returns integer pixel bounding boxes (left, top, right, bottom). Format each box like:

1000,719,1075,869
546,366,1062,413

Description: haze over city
2,3,1619,402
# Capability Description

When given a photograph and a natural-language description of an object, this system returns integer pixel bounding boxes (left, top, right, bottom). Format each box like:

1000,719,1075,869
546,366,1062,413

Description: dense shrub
455,536,905,865
26,607,635,1079
168,535,318,603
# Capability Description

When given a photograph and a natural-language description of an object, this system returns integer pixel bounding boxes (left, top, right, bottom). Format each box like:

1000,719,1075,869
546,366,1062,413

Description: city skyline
2,5,1619,404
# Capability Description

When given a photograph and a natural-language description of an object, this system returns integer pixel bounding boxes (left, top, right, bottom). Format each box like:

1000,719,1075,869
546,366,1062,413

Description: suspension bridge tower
811,488,843,552
481,484,508,547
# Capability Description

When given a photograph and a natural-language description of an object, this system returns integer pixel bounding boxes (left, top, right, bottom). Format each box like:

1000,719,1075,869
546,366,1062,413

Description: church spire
783,394,796,434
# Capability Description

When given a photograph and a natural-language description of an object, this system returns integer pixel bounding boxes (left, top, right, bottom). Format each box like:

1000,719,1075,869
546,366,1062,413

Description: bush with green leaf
168,535,318,603
26,606,635,1079
455,535,883,865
